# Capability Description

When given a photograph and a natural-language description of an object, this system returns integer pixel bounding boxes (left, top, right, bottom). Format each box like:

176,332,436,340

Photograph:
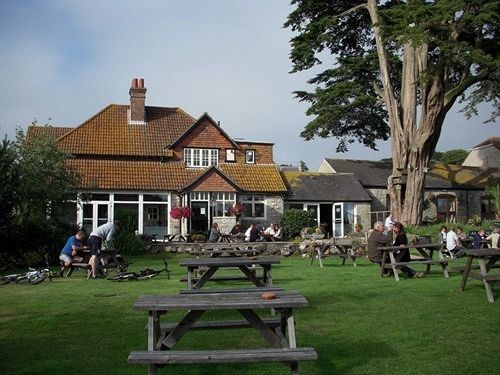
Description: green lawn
1,254,499,375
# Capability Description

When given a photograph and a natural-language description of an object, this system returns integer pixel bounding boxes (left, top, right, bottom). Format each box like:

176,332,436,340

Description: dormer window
184,148,218,167
245,149,255,164
225,149,236,162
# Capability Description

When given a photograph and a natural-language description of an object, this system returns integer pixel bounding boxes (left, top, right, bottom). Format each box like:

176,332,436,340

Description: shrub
113,208,146,255
281,209,315,239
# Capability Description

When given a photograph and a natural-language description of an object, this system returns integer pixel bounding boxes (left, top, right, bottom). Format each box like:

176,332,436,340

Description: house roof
281,171,371,202
66,159,287,193
55,104,196,157
179,165,243,192
471,137,500,150
168,112,240,149
323,158,497,190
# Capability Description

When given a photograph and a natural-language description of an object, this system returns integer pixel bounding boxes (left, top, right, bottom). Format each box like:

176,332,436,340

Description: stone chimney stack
129,78,147,123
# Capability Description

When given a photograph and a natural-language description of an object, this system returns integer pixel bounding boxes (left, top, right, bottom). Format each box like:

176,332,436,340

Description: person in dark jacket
367,221,392,263
472,229,486,249
392,222,424,278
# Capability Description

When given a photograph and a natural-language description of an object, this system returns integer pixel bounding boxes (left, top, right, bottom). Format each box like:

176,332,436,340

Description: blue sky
1,0,498,170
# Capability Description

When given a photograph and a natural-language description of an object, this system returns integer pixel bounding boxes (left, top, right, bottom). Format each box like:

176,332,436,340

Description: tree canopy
285,0,499,224
285,0,499,152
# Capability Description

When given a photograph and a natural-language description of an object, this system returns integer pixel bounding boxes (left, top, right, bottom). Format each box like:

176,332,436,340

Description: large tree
285,0,499,224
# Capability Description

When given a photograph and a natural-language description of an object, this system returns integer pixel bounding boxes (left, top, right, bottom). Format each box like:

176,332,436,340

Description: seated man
229,221,242,235
367,221,393,276
244,223,260,242
59,230,87,277
472,228,486,249
447,227,465,257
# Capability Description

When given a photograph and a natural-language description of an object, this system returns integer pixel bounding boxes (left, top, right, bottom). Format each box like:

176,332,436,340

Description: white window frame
245,149,255,164
241,195,266,218
212,192,236,218
225,149,236,162
184,148,219,167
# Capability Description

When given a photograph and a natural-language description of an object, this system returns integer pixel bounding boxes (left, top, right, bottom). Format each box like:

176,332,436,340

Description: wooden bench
179,275,264,283
179,286,285,294
128,347,317,373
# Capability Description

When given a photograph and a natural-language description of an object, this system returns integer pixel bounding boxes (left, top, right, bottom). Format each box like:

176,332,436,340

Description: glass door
333,203,344,238
191,201,209,232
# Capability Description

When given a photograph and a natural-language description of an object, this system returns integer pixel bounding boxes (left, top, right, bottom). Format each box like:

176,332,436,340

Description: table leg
264,265,273,286
148,311,160,351
478,258,495,303
460,255,474,291
426,249,433,274
380,251,387,277
317,246,324,268
192,266,219,289
389,251,400,281
161,309,206,349
238,309,283,348
238,265,266,287
349,248,357,267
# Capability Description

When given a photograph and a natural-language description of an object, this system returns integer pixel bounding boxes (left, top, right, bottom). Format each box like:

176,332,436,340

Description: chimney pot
138,78,144,88
131,78,138,88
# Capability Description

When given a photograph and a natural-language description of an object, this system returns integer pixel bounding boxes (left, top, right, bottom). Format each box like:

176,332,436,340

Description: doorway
320,204,333,238
191,201,209,232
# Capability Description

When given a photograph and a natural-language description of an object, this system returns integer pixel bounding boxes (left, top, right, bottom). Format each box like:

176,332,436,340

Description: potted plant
169,206,192,236
301,227,315,239
190,232,206,243
228,202,245,221
312,227,325,239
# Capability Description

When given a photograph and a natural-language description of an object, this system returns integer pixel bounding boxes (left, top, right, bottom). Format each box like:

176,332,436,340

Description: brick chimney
129,78,147,123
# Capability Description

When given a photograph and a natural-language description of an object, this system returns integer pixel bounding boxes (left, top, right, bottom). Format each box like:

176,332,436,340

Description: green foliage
0,137,20,228
433,149,469,165
485,179,500,217
467,214,483,227
285,1,499,151
113,208,146,255
281,208,315,239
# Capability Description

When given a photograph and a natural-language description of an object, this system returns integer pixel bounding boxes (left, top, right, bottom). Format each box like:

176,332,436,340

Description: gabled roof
471,137,500,150
281,171,371,202
168,112,240,149
65,160,287,193
56,104,195,157
179,165,243,193
26,126,73,140
323,158,497,190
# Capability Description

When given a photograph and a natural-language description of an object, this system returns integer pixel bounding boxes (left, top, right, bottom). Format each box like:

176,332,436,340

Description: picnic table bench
377,243,449,281
179,256,279,290
309,238,361,268
66,249,128,277
128,291,317,374
460,248,500,303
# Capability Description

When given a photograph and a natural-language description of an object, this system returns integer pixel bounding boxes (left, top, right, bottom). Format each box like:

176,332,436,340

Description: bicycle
1,256,54,285
107,258,170,281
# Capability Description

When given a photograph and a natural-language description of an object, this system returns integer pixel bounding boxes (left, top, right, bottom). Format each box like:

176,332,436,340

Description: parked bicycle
107,258,170,281
1,256,54,285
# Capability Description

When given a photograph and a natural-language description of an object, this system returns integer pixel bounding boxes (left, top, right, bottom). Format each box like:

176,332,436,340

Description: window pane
114,194,139,201
193,149,200,166
242,203,252,217
202,149,209,166
211,150,218,165
143,203,168,238
143,194,168,202
215,201,224,217
254,203,265,218
287,203,303,210
226,149,235,162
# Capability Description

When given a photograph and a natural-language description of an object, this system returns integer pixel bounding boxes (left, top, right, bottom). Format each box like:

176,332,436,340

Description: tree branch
444,73,487,109
331,3,367,23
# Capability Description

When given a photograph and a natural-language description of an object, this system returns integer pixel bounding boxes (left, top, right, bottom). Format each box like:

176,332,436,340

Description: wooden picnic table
460,248,500,303
187,242,265,257
377,243,449,281
179,256,280,290
309,238,360,268
128,291,317,374
66,249,128,277
163,234,187,242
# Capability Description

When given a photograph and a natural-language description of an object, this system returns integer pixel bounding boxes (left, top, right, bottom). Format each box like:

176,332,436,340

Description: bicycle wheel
1,276,15,285
29,275,46,285
136,273,156,281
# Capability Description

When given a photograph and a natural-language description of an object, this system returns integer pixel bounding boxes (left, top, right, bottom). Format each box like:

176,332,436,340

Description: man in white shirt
446,227,464,258
88,221,120,278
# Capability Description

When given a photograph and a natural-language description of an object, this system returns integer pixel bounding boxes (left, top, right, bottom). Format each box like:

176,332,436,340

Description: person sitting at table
456,227,467,242
439,225,447,243
229,221,242,235
392,222,424,278
264,223,275,236
208,222,221,243
244,223,260,242
472,228,486,249
446,227,465,257
59,230,87,277
367,221,393,276
486,227,499,248
272,223,283,241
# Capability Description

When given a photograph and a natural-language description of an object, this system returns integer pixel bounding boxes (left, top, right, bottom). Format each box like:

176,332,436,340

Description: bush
281,209,315,239
113,208,146,255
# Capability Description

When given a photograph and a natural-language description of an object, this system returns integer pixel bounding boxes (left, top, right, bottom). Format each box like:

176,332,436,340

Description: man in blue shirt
59,230,87,276
88,221,120,279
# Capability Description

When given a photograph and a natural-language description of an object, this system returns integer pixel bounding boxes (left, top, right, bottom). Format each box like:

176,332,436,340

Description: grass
1,253,499,375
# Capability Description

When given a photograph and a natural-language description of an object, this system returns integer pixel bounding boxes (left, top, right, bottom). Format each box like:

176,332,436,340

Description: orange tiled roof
66,159,287,193
429,163,499,187
57,105,195,157
26,126,73,142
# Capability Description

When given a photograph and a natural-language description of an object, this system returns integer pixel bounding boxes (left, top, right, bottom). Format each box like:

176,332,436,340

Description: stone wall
355,203,372,232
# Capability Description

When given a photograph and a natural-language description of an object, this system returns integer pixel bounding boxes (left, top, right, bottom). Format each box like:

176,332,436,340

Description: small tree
281,208,315,239
485,179,500,219
170,206,192,235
